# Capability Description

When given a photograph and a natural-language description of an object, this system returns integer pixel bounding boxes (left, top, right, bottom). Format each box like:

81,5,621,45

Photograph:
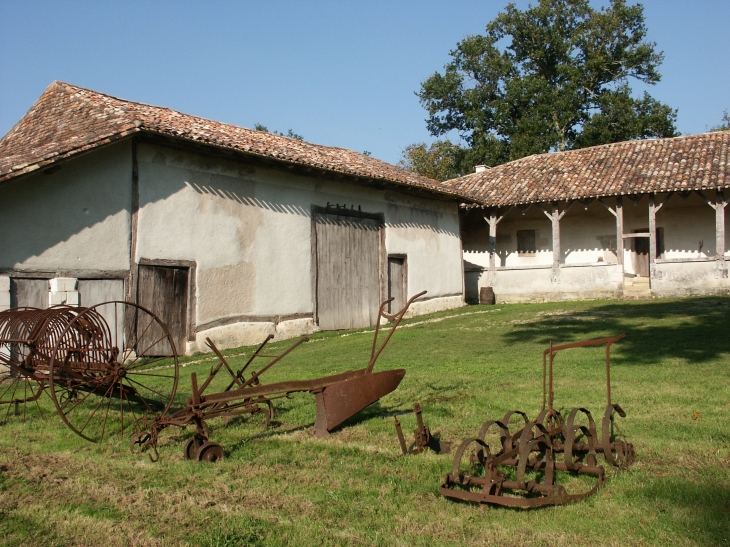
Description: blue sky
1,1,728,165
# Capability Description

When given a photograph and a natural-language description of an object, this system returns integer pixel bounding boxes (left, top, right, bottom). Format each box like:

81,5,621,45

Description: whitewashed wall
462,193,730,303
135,143,463,352
0,142,132,271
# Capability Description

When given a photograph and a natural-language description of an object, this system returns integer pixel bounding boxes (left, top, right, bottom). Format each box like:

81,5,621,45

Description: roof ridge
2,81,477,202
54,81,177,114
55,81,368,154
445,131,729,182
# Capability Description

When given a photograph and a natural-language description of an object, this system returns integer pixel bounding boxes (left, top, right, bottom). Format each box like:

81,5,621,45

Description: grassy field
1,296,729,546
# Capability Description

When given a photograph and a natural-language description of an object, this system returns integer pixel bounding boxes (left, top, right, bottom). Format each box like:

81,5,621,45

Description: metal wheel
183,435,208,460
183,438,198,460
0,374,46,424
48,301,179,442
196,441,224,462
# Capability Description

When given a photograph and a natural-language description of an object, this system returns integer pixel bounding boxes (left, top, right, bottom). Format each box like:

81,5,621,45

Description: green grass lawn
1,297,729,546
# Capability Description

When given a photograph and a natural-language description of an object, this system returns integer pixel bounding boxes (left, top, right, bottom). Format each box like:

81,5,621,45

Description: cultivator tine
393,415,409,454
441,334,634,508
393,403,450,455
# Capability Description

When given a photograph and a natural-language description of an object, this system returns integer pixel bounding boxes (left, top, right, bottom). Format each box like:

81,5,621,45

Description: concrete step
625,276,650,287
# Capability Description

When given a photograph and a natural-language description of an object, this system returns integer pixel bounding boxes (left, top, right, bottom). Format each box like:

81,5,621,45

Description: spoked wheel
48,301,179,442
0,372,46,424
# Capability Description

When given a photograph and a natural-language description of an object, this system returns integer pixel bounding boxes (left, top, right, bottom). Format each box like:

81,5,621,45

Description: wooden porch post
615,196,624,269
484,208,511,284
551,202,561,283
487,212,497,279
716,189,727,277
694,189,728,278
649,194,657,282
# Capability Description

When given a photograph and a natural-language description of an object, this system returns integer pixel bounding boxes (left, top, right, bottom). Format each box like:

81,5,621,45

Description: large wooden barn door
137,265,189,355
314,211,381,330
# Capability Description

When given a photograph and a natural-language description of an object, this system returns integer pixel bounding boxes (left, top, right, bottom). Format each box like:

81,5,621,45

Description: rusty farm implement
0,302,179,441
441,334,634,508
131,291,427,461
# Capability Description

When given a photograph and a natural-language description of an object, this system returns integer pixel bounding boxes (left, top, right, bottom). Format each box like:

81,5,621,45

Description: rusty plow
134,291,427,461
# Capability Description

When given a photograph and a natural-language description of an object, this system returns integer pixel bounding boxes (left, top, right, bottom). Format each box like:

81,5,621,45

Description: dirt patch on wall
197,263,256,322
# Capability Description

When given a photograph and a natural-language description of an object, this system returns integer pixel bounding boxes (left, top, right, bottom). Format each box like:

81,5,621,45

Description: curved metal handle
366,290,427,374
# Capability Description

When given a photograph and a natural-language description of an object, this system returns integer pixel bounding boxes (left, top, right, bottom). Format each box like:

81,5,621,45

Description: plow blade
313,368,405,438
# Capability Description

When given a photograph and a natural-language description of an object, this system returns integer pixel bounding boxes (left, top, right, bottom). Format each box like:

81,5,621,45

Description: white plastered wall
135,143,463,352
0,141,132,271
0,276,9,312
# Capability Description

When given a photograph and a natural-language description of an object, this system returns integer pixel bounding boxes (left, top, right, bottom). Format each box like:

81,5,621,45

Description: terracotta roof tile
0,82,472,202
443,132,730,206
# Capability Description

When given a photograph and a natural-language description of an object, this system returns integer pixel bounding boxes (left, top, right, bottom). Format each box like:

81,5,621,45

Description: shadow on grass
628,478,730,544
503,297,730,366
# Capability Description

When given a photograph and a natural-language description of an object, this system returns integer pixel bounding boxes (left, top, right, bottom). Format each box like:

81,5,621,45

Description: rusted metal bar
393,403,450,455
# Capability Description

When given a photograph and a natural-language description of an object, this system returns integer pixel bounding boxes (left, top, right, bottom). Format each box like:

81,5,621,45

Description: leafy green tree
710,110,730,131
398,140,468,181
254,123,303,141
407,0,678,176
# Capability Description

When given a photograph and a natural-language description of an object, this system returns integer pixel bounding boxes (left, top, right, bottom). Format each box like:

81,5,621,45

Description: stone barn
444,132,730,302
0,82,471,354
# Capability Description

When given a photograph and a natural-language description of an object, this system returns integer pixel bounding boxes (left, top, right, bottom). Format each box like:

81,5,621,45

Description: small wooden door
137,265,189,356
633,228,664,277
10,278,48,309
315,212,381,330
387,257,406,314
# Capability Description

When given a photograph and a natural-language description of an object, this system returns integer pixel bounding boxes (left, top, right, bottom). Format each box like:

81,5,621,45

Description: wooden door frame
137,258,197,342
310,205,386,326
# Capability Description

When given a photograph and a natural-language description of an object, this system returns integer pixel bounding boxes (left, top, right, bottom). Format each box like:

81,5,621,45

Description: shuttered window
517,230,536,254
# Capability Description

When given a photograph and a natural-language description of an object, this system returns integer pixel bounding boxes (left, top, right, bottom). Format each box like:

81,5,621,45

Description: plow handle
366,290,426,374
542,333,626,412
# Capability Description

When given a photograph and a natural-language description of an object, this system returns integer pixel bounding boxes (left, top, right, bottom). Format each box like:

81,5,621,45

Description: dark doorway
633,230,650,277
137,265,189,355
387,256,407,314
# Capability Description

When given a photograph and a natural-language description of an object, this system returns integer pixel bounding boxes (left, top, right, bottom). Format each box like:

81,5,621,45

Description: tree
710,110,730,132
254,123,304,141
406,0,678,177
397,140,466,181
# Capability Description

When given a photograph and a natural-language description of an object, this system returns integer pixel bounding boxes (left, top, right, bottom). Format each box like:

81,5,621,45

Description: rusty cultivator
394,403,450,455
0,302,179,441
132,291,427,462
441,334,634,508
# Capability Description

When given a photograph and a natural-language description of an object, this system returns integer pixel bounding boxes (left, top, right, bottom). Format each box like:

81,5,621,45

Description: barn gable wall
0,141,133,272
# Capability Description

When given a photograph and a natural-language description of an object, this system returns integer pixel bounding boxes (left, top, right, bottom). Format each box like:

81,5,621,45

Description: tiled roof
0,81,472,202
443,132,730,207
